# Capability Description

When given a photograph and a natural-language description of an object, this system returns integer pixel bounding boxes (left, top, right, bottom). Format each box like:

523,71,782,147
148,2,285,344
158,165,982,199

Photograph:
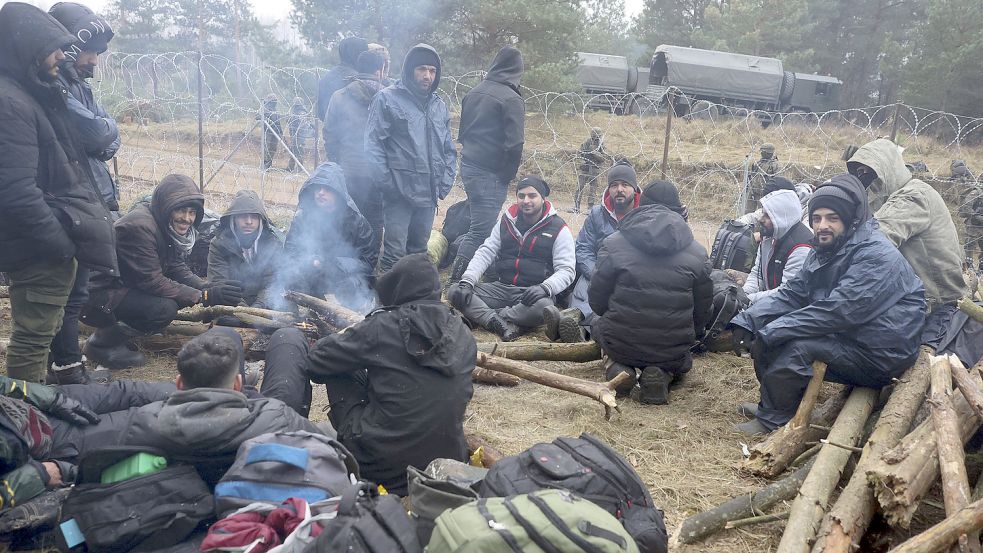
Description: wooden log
475,352,628,420
725,511,789,529
812,348,933,553
162,321,210,336
889,497,983,553
284,291,362,329
465,434,506,467
867,367,983,528
777,386,879,553
958,297,983,325
951,356,983,421
673,458,816,545
472,367,520,386
233,313,291,332
175,304,296,323
475,341,602,362
137,326,261,354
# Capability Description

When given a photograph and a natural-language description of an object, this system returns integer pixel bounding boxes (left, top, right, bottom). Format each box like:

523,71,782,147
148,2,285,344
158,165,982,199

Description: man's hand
730,326,754,357
451,281,474,305
49,393,100,426
42,462,62,487
520,284,550,306
202,281,244,306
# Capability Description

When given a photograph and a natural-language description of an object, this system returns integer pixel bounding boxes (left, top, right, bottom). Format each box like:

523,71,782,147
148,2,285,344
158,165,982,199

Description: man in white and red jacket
449,175,576,341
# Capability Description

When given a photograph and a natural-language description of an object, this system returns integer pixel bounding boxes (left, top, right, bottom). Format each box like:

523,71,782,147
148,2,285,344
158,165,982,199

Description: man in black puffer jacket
589,182,713,405
0,3,118,383
306,254,476,495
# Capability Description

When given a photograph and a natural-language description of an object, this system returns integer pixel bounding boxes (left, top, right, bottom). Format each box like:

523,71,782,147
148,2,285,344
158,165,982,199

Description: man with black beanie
316,36,368,124
365,44,457,271
729,174,926,435
449,176,575,341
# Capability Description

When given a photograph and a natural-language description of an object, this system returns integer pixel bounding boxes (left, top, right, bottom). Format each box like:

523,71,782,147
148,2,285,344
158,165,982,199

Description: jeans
449,280,554,329
380,191,435,272
455,163,508,268
7,259,77,382
50,266,90,366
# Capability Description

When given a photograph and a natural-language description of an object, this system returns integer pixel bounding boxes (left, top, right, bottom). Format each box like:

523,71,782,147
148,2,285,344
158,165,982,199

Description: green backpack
426,489,639,553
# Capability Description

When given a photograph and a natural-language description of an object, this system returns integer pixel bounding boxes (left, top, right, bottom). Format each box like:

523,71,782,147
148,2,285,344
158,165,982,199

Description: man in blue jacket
365,44,457,271
730,174,926,435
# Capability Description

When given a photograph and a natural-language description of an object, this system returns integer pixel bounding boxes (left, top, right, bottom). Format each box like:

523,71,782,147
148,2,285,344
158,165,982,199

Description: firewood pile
674,347,983,553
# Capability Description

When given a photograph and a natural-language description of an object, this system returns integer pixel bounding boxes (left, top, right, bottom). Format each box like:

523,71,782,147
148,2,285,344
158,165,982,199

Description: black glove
452,281,474,306
48,393,100,426
202,280,244,307
520,284,550,306
730,326,754,357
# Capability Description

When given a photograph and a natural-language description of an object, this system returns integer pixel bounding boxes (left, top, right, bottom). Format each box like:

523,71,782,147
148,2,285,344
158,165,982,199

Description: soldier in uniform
746,143,780,213
951,160,975,183
574,128,607,213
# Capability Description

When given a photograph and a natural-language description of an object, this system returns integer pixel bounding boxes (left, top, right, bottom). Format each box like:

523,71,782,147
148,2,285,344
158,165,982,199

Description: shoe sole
542,307,561,342
558,317,585,343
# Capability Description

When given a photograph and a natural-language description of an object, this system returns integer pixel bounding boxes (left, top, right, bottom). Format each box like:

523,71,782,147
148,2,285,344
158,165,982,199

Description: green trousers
6,259,76,382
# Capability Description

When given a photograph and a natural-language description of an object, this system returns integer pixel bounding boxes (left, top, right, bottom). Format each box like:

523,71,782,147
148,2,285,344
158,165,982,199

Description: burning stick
284,290,362,330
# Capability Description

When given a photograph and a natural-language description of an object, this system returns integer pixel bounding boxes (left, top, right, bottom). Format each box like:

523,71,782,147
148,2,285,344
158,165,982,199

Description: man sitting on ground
208,190,284,309
306,254,475,496
449,176,575,341
730,175,925,435
742,189,813,305
588,181,713,404
544,162,640,343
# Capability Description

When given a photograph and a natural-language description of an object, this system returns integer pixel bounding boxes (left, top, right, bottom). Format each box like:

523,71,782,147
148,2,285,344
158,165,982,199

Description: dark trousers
455,163,508,267
753,336,916,430
113,289,180,333
380,191,435,272
449,281,554,329
346,173,384,266
50,266,90,366
262,328,313,417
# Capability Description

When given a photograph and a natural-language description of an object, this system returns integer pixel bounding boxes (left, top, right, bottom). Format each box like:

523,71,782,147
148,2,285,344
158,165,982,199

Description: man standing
544,162,640,343
286,97,311,172
326,51,387,260
259,94,282,170
316,37,368,126
449,46,525,282
747,143,780,213
449,176,575,342
742,189,813,305
45,2,121,385
587,182,713,404
730,175,925,434
0,3,118,383
847,138,966,315
574,128,607,212
365,44,457,271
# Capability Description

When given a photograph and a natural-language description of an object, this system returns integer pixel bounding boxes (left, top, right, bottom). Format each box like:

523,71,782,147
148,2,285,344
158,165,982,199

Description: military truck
576,45,842,120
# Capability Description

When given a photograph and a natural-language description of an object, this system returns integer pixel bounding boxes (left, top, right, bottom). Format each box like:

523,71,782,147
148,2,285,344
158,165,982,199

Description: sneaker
735,418,770,436
487,315,521,342
737,402,758,419
638,366,671,405
542,305,562,342
557,308,586,343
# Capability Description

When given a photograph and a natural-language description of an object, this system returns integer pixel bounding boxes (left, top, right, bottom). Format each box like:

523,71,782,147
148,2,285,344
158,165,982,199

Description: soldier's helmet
590,127,602,139
760,143,776,156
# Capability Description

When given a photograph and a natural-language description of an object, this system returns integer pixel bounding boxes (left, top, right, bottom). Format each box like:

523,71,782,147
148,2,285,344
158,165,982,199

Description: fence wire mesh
94,51,983,258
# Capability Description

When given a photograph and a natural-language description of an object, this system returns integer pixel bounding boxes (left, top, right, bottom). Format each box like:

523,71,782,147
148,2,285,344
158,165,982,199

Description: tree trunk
959,298,983,325
812,347,933,553
889,497,983,553
673,458,816,545
777,387,879,553
475,341,602,362
471,367,520,386
466,434,506,468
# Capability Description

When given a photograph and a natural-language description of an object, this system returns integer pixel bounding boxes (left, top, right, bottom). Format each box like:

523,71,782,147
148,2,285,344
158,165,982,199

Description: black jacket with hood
306,254,476,495
316,37,368,123
458,46,525,183
208,190,285,307
589,204,713,368
325,73,384,180
0,2,117,275
284,163,378,273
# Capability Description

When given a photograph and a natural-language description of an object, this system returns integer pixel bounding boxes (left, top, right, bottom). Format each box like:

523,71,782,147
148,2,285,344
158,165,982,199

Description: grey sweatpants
451,281,554,329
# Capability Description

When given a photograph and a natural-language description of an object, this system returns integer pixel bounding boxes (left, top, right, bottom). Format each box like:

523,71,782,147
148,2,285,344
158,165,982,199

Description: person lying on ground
729,174,925,435
742,189,813,305
448,176,575,341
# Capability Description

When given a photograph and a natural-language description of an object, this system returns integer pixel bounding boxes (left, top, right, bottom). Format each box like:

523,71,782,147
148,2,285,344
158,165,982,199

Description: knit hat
517,175,550,197
337,36,369,68
356,51,385,74
809,181,858,227
640,180,684,215
607,162,639,191
404,47,440,72
762,176,796,196
376,253,440,306
49,2,113,55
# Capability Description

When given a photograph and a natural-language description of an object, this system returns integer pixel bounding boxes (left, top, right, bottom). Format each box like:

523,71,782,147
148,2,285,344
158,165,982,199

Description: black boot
639,366,671,405
604,361,637,398
486,314,521,342
542,305,562,342
557,308,586,343
83,323,147,370
48,359,91,385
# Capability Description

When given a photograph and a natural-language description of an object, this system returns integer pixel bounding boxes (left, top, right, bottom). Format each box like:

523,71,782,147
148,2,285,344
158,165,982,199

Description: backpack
700,269,749,352
214,430,359,517
709,220,757,272
406,460,486,545
479,433,667,553
56,447,214,553
305,481,421,553
427,489,639,553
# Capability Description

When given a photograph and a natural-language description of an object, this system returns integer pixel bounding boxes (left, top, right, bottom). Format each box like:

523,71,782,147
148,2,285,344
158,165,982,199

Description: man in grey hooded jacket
743,189,813,304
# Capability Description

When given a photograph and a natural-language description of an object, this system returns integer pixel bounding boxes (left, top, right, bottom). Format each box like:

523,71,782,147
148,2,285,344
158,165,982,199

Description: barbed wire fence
94,51,983,260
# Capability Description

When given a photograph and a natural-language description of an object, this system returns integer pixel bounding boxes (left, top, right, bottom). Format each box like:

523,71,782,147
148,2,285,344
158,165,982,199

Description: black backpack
479,433,668,553
709,220,757,272
700,269,749,351
56,447,214,553
306,481,422,553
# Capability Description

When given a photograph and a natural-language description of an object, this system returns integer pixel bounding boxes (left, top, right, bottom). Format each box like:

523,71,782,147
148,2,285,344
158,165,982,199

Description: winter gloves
730,326,754,357
48,394,100,426
202,280,245,307
519,284,550,306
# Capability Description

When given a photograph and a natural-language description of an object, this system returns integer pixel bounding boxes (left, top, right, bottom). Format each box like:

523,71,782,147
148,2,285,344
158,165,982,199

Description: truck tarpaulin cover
655,45,784,103
576,52,630,92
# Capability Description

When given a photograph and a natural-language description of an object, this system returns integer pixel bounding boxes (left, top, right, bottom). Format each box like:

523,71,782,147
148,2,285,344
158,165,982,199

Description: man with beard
449,176,575,341
742,189,813,305
730,175,925,435
365,44,457,271
0,3,118,384
283,163,377,311
448,46,525,282
325,51,387,260
543,162,640,343
208,190,284,308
